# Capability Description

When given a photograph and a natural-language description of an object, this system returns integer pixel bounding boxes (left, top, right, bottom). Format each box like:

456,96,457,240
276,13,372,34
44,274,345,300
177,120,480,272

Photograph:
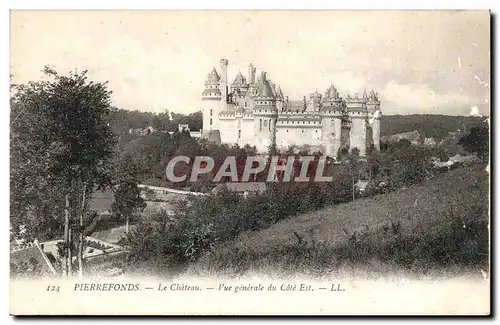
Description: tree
367,151,381,180
458,126,489,162
347,148,360,201
10,67,116,278
112,182,146,234
391,145,430,188
112,155,146,234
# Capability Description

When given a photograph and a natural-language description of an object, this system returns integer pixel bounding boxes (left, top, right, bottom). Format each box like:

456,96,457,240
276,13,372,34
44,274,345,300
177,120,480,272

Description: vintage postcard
9,10,491,315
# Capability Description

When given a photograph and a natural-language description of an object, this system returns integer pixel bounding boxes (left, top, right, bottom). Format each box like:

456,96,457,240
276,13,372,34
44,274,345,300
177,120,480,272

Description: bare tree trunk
352,176,355,202
126,216,129,234
68,227,72,277
63,193,70,278
78,183,87,278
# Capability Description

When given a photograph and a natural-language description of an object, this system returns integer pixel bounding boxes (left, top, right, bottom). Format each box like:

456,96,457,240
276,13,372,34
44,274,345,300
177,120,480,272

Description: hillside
190,165,489,277
380,115,487,140
109,108,202,135
109,109,488,141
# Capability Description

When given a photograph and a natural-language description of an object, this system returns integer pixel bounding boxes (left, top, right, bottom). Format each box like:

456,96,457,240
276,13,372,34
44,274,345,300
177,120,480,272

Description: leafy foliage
10,67,116,243
458,126,489,162
112,154,146,227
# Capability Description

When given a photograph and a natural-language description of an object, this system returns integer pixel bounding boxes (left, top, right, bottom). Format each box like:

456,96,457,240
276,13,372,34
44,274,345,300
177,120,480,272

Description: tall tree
112,155,146,234
347,148,360,201
10,67,116,277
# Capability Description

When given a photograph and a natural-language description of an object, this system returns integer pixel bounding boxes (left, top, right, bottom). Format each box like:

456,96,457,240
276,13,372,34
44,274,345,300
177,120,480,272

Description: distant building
190,131,202,139
211,182,267,198
178,124,190,133
128,126,157,136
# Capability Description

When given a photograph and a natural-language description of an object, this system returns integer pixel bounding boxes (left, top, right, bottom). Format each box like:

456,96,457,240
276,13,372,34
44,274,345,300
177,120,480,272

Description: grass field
188,165,489,278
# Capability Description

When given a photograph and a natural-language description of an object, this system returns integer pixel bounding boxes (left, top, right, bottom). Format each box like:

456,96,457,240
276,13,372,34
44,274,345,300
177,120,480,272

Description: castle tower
220,58,229,111
202,67,222,135
253,71,278,153
346,92,368,157
248,62,256,85
366,89,382,151
320,84,343,157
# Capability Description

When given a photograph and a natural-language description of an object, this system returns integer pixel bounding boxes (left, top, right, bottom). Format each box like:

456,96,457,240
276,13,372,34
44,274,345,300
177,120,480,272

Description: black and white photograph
8,9,491,315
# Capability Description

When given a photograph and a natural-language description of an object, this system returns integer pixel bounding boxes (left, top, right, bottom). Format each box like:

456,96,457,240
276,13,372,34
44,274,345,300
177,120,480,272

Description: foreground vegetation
187,165,489,277
118,164,489,278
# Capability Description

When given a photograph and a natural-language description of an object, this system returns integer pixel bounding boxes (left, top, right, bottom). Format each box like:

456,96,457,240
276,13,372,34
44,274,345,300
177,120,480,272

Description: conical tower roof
257,72,275,98
325,84,339,99
232,71,245,85
276,85,284,99
207,67,220,82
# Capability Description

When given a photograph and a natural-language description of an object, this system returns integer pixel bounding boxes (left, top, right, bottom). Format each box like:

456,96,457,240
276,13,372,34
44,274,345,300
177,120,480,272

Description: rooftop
211,182,267,195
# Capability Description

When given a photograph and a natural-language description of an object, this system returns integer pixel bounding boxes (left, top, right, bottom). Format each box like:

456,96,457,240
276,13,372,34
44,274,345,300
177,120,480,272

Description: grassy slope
190,165,489,277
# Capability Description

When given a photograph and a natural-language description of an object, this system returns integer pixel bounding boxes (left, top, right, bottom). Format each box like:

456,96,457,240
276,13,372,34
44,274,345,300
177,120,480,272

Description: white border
1,1,497,323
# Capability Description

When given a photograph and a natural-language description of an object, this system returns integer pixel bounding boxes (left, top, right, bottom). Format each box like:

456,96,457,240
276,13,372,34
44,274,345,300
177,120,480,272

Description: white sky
10,10,490,116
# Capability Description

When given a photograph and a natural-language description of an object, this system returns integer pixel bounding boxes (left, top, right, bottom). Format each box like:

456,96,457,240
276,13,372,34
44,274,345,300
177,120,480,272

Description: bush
125,177,355,268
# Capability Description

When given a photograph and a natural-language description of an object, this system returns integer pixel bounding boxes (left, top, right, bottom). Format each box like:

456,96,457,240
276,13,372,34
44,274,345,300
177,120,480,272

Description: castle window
210,109,212,116
245,101,247,107
259,119,262,131
269,119,271,131
287,130,289,132
302,130,304,133
315,130,318,133
238,130,241,139
210,118,213,126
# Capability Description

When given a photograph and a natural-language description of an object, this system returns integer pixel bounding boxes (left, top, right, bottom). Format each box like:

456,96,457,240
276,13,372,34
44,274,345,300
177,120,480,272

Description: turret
253,71,278,153
248,62,256,85
366,89,381,151
320,84,344,157
202,67,222,138
346,92,368,157
306,91,322,112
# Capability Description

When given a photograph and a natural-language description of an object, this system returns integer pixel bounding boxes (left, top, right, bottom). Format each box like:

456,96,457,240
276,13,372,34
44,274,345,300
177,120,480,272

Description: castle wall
216,115,256,147
240,118,255,147
349,117,366,156
218,118,239,145
276,123,322,150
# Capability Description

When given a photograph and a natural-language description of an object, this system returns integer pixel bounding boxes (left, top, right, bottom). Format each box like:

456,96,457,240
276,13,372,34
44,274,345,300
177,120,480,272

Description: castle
201,59,382,157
